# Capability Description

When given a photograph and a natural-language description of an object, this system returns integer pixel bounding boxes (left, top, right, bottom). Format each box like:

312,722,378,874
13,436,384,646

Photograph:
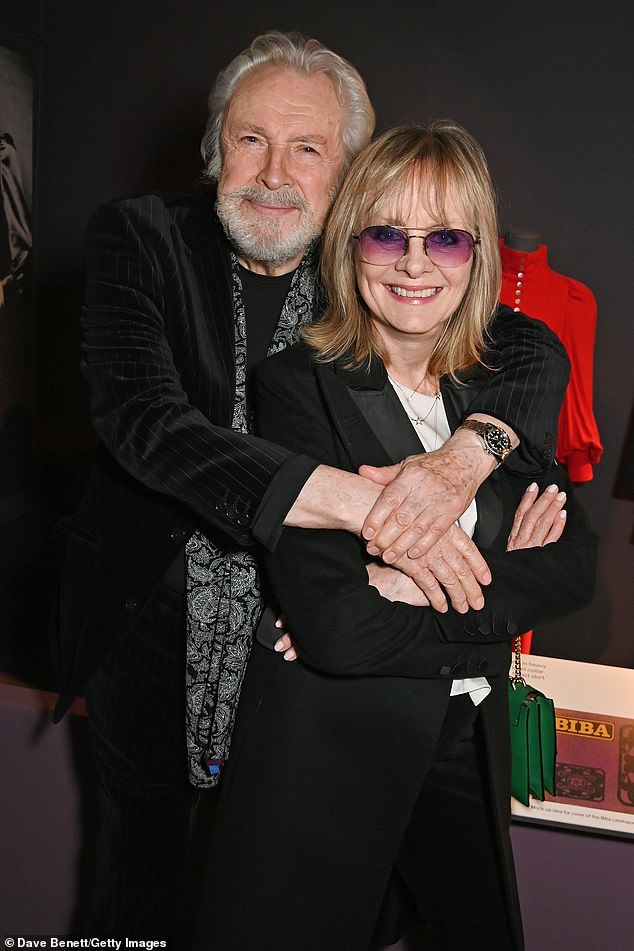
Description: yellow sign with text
556,716,614,741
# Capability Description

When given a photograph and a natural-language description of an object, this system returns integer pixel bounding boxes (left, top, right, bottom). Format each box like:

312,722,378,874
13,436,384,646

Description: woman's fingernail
556,491,566,502
546,484,558,493
527,482,538,492
559,510,567,519
284,649,295,661
274,639,284,651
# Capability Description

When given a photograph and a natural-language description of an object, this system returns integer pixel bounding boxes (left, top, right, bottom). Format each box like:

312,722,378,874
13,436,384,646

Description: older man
50,32,567,938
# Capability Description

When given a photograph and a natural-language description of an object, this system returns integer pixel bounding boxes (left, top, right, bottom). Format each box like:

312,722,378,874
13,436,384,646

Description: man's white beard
216,185,321,269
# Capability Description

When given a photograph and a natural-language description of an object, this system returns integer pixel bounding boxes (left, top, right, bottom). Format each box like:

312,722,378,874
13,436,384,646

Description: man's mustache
227,185,311,214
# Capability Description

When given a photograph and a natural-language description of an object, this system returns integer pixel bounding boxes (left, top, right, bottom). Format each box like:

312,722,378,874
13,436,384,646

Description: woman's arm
257,351,598,680
265,489,595,679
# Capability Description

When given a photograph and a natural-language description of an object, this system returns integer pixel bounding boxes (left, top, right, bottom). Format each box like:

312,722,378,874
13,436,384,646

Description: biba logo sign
556,716,614,740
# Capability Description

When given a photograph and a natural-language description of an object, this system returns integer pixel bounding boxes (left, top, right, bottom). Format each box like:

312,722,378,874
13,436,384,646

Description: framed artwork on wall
0,39,33,431
0,11,47,688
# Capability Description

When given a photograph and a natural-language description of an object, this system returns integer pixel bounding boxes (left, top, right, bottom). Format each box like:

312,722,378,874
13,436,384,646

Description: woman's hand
273,615,298,662
507,482,567,551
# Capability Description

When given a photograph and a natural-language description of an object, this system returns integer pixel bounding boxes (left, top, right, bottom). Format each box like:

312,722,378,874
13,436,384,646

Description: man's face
217,65,345,275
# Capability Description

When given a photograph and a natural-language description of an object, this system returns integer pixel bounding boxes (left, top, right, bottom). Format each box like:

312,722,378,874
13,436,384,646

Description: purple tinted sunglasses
352,225,478,268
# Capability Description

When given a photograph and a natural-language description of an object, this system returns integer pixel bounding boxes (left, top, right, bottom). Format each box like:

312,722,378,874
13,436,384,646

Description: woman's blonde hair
304,122,502,381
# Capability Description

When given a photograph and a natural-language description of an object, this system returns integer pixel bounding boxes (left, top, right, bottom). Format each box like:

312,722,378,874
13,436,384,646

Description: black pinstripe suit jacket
50,187,571,720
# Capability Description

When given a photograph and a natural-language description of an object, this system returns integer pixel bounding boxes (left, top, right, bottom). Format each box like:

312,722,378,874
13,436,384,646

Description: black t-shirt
239,263,295,405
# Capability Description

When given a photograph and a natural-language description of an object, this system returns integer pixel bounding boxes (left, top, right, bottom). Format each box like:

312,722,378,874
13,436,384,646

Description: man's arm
81,196,319,544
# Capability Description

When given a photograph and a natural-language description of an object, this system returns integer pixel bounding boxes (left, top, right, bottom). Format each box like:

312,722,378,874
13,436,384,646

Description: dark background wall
3,0,633,681
1,2,632,947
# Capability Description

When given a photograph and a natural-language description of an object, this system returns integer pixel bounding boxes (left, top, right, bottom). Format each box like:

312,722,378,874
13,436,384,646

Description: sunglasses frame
352,225,479,268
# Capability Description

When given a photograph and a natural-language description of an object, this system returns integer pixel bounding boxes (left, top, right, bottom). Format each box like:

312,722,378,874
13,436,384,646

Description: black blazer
257,339,596,675
50,189,316,719
196,340,597,950
50,186,571,721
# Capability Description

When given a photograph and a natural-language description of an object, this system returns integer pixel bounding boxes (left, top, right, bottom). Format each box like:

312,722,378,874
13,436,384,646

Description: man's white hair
200,31,375,181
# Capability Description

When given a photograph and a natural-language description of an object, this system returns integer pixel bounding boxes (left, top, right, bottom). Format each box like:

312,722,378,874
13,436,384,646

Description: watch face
461,420,512,462
483,423,511,458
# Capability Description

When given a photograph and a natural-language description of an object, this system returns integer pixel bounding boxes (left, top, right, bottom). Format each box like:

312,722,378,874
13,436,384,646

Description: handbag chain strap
511,635,526,687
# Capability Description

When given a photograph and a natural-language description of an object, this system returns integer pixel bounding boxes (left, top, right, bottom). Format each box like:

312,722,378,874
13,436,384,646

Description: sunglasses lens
425,229,474,267
358,226,407,263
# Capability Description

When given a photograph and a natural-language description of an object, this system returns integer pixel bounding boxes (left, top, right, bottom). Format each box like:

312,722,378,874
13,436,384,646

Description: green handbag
508,637,557,806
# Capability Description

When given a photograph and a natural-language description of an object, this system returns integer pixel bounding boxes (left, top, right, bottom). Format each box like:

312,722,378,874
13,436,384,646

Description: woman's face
354,176,474,359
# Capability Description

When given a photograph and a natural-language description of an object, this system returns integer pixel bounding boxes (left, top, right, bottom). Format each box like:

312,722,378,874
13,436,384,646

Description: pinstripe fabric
52,190,304,719
474,306,569,474
82,585,191,938
82,192,292,521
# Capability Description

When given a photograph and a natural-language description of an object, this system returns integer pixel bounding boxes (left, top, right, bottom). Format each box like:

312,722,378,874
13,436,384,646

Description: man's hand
507,482,567,551
366,562,430,605
360,442,491,563
387,522,490,613
360,416,517,563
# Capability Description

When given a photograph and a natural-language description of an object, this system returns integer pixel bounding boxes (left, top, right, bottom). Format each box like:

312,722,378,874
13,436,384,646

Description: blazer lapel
314,360,413,470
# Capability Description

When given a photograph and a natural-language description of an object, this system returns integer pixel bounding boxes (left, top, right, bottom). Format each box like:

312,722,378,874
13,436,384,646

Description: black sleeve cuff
251,453,320,551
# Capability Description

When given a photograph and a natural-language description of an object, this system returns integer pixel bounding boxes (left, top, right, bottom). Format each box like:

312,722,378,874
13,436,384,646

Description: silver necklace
389,375,441,427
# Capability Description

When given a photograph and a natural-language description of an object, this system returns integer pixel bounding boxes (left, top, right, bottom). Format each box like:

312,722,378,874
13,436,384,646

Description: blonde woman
194,124,597,951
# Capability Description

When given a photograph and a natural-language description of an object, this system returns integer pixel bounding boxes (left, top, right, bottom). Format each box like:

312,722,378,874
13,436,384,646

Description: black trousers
83,583,194,940
392,693,520,950
192,641,522,951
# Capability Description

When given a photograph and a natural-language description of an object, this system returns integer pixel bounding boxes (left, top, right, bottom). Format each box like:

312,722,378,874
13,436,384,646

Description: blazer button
506,621,518,636
124,598,138,612
478,659,489,673
478,622,491,636
439,666,452,677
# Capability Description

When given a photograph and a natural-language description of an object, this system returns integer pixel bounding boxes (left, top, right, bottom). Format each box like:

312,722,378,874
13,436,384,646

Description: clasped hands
359,442,495,615
275,444,568,660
